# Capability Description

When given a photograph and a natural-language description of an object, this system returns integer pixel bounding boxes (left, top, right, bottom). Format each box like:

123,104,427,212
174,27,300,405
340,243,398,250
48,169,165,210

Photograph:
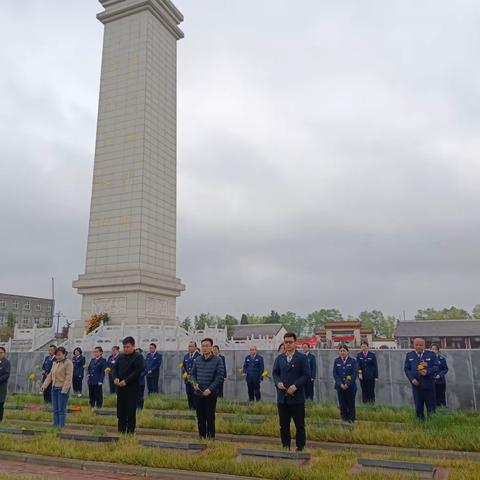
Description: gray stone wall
6,350,479,410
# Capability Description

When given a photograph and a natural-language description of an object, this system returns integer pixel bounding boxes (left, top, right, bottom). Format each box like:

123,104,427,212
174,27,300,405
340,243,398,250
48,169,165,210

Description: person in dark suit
243,346,264,402
302,343,316,401
404,337,439,420
72,347,86,397
356,341,378,403
430,344,448,407
213,345,227,398
145,343,162,394
106,346,120,394
136,348,146,409
272,332,310,451
333,345,358,423
41,345,57,404
87,346,107,408
0,347,11,423
183,341,201,409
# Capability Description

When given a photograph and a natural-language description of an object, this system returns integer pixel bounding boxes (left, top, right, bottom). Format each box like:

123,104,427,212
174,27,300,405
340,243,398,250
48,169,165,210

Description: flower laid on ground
85,312,110,334
70,406,82,411
28,372,36,382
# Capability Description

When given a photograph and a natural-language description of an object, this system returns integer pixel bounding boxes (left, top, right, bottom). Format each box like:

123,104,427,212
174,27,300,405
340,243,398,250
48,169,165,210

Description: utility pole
55,311,64,336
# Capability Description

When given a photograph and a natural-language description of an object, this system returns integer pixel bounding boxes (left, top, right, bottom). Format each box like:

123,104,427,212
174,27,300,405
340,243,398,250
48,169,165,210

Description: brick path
0,459,158,479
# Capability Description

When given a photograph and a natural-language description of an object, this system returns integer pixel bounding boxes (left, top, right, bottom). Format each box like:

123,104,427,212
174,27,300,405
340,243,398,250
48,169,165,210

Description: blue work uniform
72,355,85,394
333,356,358,422
304,352,317,400
41,355,55,403
356,350,378,403
404,349,439,419
87,356,107,408
106,353,119,394
243,354,265,402
145,351,162,394
272,351,310,450
434,354,448,407
217,354,227,398
183,351,200,409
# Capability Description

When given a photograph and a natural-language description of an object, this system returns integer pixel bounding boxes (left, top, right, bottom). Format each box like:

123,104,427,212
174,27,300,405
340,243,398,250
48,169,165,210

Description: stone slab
237,448,311,466
140,439,207,453
58,432,119,443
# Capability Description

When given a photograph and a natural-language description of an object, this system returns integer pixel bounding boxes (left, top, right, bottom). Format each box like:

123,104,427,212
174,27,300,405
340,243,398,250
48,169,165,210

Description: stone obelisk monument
73,0,185,338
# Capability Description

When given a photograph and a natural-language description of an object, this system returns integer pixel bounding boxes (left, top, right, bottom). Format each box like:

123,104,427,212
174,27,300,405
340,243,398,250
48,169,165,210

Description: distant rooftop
395,320,480,337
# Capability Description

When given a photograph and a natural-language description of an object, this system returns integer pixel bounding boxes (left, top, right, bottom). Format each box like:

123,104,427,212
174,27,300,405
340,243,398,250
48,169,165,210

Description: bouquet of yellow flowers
182,372,189,380
28,372,36,382
417,361,427,371
104,367,112,375
358,368,363,380
178,362,184,369
346,375,352,382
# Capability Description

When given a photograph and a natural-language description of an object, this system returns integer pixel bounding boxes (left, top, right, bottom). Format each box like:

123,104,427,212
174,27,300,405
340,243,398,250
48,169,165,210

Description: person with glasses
272,332,310,451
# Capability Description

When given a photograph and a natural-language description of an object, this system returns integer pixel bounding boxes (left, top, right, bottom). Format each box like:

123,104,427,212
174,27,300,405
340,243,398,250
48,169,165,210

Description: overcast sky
1,0,480,324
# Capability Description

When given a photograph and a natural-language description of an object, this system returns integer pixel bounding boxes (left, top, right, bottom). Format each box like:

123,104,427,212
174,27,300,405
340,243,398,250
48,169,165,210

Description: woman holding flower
72,348,86,397
40,347,73,428
333,345,358,423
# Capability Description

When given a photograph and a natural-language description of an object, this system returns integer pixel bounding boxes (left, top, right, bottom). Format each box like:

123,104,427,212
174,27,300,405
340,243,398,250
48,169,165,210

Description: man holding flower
404,337,439,420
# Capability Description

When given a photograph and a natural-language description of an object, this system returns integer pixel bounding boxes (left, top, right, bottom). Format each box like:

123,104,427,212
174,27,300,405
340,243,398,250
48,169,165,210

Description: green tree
194,313,215,330
180,316,192,332
280,311,307,336
472,305,480,319
306,309,343,333
415,307,471,321
240,313,249,325
359,310,396,338
217,314,238,338
263,310,281,324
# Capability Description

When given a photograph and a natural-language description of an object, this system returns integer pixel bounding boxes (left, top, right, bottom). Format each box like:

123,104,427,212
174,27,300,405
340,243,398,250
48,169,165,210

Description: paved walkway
1,459,152,479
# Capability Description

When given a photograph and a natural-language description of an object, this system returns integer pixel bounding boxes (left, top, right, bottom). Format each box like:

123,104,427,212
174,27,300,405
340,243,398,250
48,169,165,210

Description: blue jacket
356,351,378,380
106,354,119,376
42,355,55,381
435,354,448,385
218,354,227,379
272,352,310,405
305,352,317,379
146,352,162,376
404,350,439,390
87,357,107,386
333,356,358,391
190,354,225,394
72,355,86,378
243,354,264,383
183,351,200,384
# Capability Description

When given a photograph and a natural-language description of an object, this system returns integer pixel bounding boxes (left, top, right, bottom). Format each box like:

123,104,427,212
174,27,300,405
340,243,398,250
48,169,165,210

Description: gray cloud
1,0,479,324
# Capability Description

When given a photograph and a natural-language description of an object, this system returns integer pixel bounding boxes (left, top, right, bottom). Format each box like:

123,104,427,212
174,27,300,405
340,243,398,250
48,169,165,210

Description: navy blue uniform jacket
72,355,85,378
243,354,264,383
404,350,439,390
42,355,55,381
146,352,162,376
87,357,107,385
356,351,378,380
272,351,310,405
305,352,317,379
183,351,200,384
435,355,448,385
333,356,358,391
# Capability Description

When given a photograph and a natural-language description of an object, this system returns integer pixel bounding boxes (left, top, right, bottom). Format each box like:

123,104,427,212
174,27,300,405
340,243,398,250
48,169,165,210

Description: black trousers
412,387,436,420
137,383,145,410
108,374,117,395
277,402,306,449
337,388,356,422
305,379,314,400
43,383,52,404
72,376,83,394
146,372,159,394
88,384,103,408
0,402,4,422
196,393,217,439
247,381,261,401
217,381,224,398
435,383,446,407
360,378,376,403
117,387,138,434
186,382,196,410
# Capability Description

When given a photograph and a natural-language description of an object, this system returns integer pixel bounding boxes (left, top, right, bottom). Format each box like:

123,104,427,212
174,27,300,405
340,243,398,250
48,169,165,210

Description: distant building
395,320,480,349
231,324,287,350
0,293,54,329
315,322,374,348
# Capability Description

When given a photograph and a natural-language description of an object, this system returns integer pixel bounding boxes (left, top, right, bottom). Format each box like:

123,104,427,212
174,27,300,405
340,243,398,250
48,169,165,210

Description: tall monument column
73,0,185,337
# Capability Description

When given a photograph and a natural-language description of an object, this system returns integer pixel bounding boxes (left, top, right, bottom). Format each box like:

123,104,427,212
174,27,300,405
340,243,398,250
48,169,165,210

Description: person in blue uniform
243,346,265,402
87,346,107,408
136,348,146,409
333,345,358,423
302,343,316,401
430,344,448,407
272,332,310,451
72,347,86,397
404,337,439,420
106,346,120,394
145,343,162,394
183,341,200,409
356,341,378,403
41,345,57,404
0,347,11,423
213,345,227,398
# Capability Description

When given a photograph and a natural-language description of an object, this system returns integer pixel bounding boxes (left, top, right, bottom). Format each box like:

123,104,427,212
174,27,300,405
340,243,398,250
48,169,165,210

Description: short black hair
431,343,440,350
0,347,6,353
73,347,82,355
188,340,197,347
95,346,103,353
284,332,297,341
201,338,213,346
150,343,157,349
302,343,310,349
57,346,67,355
122,336,135,346
112,345,120,351
213,345,220,349
49,344,58,353
338,344,349,352
360,341,369,347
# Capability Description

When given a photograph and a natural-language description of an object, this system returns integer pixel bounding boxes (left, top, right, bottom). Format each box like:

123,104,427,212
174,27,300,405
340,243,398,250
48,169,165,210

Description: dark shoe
295,447,304,452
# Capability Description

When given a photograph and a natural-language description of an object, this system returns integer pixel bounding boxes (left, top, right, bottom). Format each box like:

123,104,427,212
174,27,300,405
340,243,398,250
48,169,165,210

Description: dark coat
182,351,200,384
272,351,310,405
190,354,224,394
87,357,107,386
305,352,317,379
333,356,358,391
113,352,145,391
72,355,86,378
145,352,162,376
41,355,55,381
356,351,378,380
435,354,448,385
404,350,439,390
0,357,11,403
243,354,265,383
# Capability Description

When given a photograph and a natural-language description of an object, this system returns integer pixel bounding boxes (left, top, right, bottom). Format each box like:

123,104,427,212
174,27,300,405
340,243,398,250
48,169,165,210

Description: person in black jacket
190,338,224,439
0,347,11,423
302,343,317,401
113,336,145,434
272,332,310,451
430,344,448,407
